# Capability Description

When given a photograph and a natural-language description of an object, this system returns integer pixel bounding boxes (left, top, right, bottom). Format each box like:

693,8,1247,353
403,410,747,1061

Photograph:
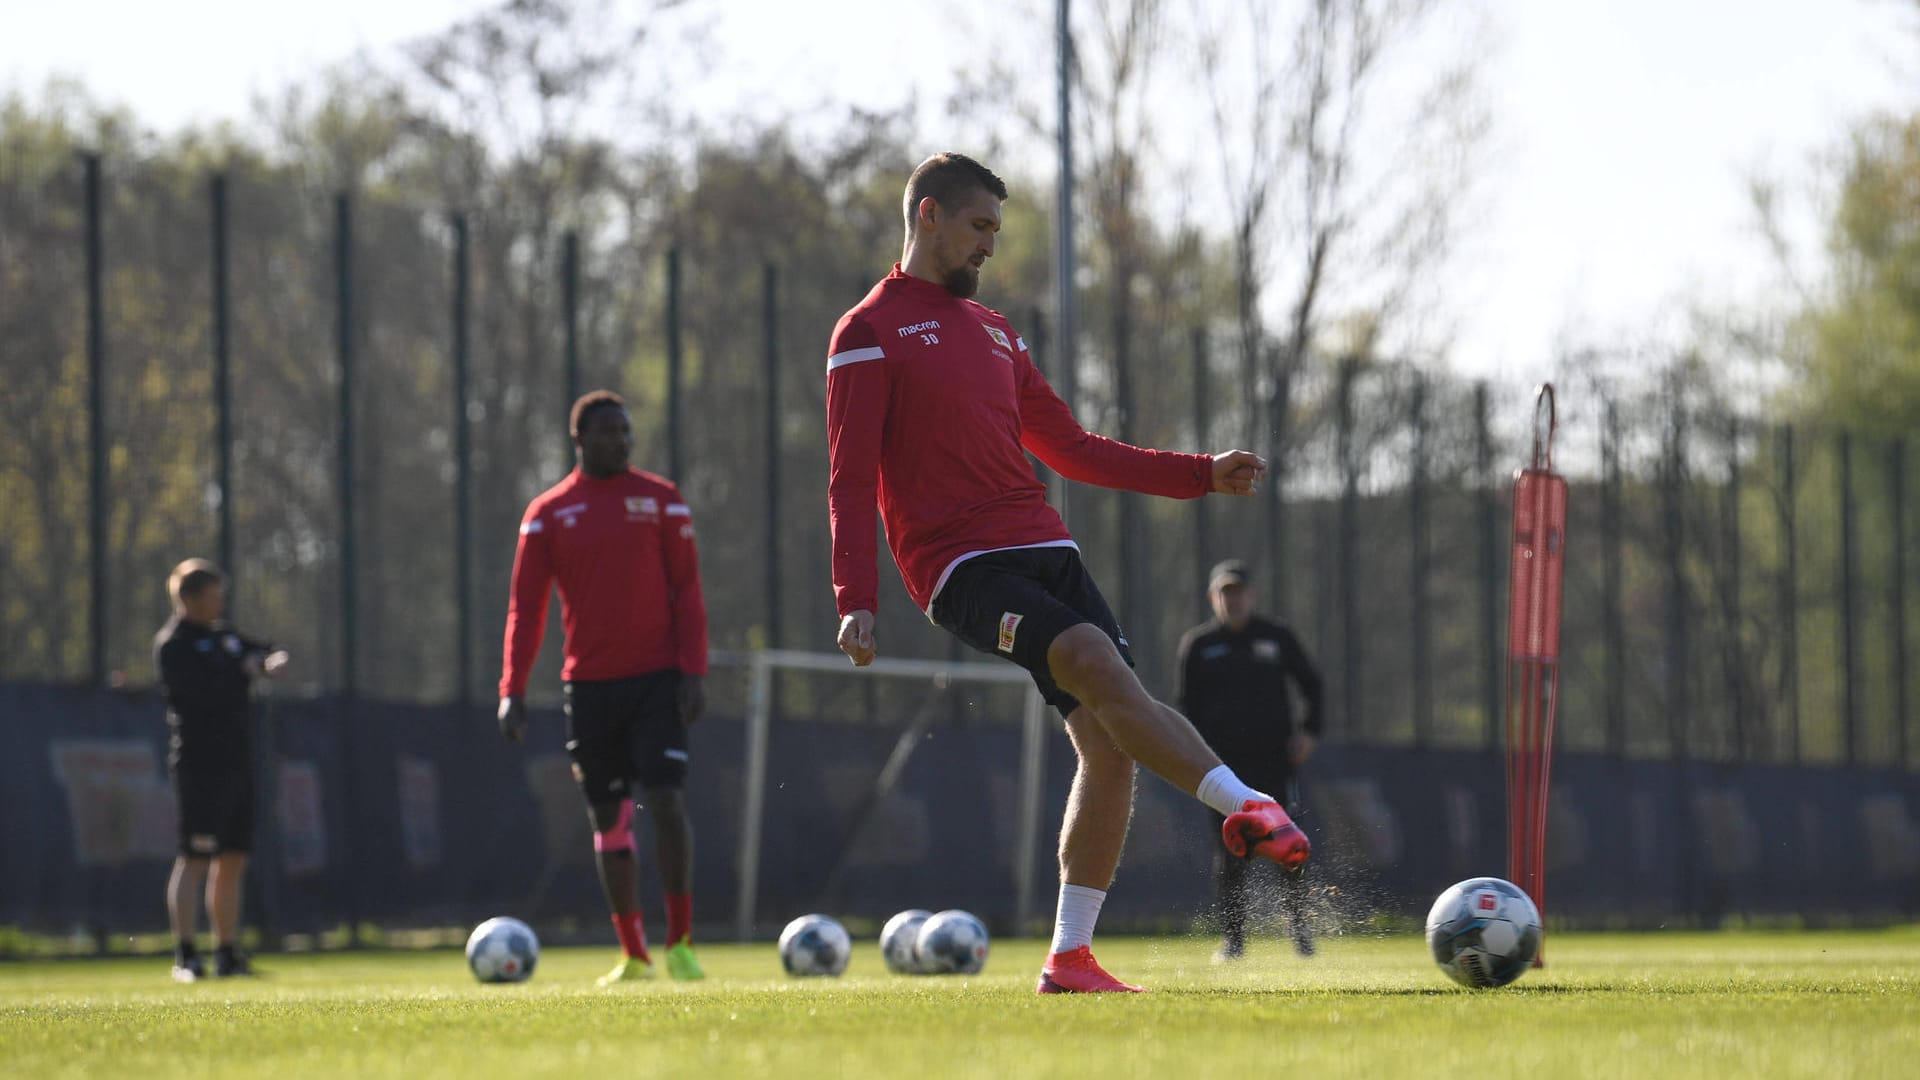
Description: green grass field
3,929,1917,1079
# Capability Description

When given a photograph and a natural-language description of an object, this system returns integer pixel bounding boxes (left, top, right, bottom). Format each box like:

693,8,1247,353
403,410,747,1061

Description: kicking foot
1036,946,1145,994
665,940,705,981
1212,939,1245,964
596,955,655,986
1222,799,1310,869
170,955,204,984
1293,927,1317,958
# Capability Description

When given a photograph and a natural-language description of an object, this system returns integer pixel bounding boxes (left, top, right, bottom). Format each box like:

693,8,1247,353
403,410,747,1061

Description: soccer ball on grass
779,914,852,976
881,909,934,974
466,916,539,984
914,909,989,975
1425,877,1541,988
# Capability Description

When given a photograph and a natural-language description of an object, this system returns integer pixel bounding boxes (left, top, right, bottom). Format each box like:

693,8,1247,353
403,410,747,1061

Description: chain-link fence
2,155,1915,772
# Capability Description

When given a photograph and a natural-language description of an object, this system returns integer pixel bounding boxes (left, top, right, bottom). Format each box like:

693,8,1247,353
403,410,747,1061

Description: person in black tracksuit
1175,559,1324,960
155,558,286,981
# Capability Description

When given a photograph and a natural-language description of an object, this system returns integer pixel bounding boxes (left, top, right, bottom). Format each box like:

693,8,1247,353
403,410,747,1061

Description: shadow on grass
1151,981,1882,999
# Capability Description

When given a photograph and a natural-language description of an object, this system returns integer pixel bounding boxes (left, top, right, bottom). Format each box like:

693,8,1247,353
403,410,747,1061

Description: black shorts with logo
173,761,253,856
563,671,689,801
929,546,1133,718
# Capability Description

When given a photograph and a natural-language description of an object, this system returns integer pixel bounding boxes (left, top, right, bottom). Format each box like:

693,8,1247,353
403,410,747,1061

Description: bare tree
1187,0,1491,609
1073,0,1167,672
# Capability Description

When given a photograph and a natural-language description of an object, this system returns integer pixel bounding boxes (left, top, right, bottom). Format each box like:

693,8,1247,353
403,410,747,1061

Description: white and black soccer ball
779,914,852,977
466,916,539,984
1425,877,1542,988
914,909,989,975
880,909,934,974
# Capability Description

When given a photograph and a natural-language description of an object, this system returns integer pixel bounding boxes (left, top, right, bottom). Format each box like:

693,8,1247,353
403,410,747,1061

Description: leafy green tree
1793,114,1920,438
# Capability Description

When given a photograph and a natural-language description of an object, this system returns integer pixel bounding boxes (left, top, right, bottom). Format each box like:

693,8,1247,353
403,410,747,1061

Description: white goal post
733,649,1050,941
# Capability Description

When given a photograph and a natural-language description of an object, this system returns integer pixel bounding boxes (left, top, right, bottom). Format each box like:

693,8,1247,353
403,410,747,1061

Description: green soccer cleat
595,955,654,986
665,940,705,981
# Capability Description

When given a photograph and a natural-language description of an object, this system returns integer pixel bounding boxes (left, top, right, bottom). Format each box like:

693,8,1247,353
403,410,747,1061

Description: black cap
1208,559,1251,591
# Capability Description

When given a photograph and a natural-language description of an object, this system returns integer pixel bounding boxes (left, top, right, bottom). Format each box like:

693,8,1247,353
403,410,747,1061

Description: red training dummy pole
1505,384,1566,968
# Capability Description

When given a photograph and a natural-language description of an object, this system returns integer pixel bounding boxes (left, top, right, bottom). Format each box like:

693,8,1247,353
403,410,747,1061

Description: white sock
1049,883,1106,955
1195,764,1273,817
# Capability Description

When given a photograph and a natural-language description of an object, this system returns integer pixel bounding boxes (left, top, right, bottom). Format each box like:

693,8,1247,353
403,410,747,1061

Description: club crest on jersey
998,612,1023,653
1253,639,1281,662
982,323,1012,350
625,495,659,521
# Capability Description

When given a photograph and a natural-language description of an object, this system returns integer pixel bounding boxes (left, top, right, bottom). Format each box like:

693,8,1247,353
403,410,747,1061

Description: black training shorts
929,545,1133,718
563,671,688,801
173,762,253,856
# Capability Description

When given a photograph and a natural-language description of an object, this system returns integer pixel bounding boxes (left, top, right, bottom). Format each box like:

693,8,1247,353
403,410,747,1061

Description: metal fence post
562,230,580,447
1721,416,1746,759
211,174,235,591
1112,297,1150,683
452,213,473,706
1661,383,1695,922
1337,358,1360,740
1662,389,1690,763
1602,400,1626,757
1410,372,1432,747
1267,357,1290,618
763,263,781,649
1475,382,1500,747
1891,439,1910,769
334,191,357,698
1053,0,1076,530
666,246,684,483
1779,426,1801,764
1192,327,1211,610
1839,432,1859,765
83,153,107,687
332,191,361,944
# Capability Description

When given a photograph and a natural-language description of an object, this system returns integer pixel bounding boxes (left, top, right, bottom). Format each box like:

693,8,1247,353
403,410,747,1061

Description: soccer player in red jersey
826,153,1309,994
498,391,710,984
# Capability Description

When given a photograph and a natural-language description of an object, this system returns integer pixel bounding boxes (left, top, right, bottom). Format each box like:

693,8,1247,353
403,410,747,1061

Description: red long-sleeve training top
827,266,1213,618
499,467,708,698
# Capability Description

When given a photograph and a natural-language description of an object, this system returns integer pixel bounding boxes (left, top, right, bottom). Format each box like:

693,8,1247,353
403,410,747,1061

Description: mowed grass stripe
2,930,1915,1079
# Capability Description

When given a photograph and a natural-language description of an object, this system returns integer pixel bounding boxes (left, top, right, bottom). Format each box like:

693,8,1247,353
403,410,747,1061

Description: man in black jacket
1175,560,1324,959
155,559,286,982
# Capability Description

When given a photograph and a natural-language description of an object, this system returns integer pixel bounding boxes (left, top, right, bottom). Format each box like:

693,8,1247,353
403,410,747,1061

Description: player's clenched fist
837,610,877,667
1210,450,1267,496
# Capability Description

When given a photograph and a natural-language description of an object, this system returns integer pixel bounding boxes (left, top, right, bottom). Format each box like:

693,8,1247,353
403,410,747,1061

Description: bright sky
5,0,1916,382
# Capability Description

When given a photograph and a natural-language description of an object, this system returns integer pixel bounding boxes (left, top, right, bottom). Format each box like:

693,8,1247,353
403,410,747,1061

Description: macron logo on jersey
897,320,942,337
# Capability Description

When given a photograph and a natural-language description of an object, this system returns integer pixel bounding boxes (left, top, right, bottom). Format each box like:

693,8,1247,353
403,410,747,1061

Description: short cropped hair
169,558,224,605
570,389,627,437
902,153,1009,237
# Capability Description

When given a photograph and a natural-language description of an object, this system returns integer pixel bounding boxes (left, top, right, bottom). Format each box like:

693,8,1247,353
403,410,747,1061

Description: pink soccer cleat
1223,799,1311,869
1036,946,1146,994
